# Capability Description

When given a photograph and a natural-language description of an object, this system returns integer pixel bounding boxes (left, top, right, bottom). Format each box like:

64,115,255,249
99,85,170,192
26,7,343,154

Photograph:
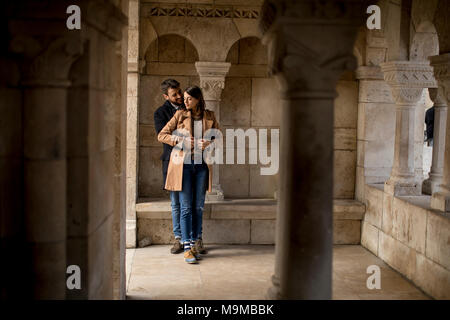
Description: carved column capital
195,61,231,101
430,53,450,102
429,87,448,108
381,61,436,105
10,35,83,87
260,0,371,98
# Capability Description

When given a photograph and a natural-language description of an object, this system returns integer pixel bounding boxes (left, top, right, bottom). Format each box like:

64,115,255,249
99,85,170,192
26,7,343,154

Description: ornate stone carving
145,4,260,19
381,61,437,104
200,79,225,101
195,61,231,101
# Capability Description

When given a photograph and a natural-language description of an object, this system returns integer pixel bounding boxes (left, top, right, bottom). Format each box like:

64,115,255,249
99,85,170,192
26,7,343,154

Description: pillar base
266,275,281,299
430,189,450,212
206,185,224,202
422,175,442,195
384,178,421,196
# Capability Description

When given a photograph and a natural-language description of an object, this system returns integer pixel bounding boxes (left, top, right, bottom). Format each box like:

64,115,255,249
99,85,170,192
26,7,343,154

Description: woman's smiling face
184,92,199,110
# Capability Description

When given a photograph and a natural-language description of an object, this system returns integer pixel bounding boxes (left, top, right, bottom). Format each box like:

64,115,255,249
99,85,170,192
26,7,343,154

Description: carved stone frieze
144,4,260,19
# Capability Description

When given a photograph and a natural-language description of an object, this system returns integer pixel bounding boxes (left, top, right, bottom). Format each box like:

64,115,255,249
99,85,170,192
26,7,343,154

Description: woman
158,86,220,264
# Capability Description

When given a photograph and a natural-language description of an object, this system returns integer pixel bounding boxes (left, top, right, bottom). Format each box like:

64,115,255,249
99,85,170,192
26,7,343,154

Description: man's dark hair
161,79,180,95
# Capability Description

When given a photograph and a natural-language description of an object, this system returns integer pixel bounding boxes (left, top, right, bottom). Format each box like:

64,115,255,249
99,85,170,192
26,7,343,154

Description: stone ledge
333,199,365,220
136,198,365,220
136,198,365,245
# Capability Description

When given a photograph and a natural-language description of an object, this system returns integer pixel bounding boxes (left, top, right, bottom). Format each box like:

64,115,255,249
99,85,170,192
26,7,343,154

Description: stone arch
226,36,268,65
144,34,199,64
148,17,240,61
139,19,158,62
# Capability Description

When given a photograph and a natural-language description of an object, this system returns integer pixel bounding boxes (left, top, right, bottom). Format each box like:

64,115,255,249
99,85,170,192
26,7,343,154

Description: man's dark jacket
154,100,185,189
425,106,434,141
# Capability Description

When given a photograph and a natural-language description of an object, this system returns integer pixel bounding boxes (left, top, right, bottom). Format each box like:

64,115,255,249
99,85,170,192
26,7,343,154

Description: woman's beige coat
157,109,220,192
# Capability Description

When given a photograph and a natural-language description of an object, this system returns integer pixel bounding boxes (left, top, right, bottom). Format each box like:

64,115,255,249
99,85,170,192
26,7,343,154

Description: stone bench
136,198,365,245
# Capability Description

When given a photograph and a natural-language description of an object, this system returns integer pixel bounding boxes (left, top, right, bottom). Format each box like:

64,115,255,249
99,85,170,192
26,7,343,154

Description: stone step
136,198,365,245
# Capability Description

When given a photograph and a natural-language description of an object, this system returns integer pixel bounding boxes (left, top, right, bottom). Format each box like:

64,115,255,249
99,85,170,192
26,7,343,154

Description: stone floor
126,244,430,300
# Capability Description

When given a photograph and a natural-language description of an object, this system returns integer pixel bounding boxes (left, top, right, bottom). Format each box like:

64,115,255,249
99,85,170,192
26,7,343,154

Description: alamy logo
366,265,381,290
170,128,279,175
66,5,81,30
366,5,381,30
66,265,81,290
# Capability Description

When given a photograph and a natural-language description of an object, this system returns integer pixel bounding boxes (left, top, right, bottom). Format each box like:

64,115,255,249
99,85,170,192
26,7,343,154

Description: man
425,105,434,147
154,79,185,254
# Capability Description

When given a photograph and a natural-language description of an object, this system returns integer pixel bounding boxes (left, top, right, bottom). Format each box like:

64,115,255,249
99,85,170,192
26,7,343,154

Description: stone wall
220,37,279,199
137,35,359,200
361,184,450,299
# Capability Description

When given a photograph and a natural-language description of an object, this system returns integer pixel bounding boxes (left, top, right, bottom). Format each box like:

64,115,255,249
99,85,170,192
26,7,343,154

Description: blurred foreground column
10,35,82,299
260,0,370,299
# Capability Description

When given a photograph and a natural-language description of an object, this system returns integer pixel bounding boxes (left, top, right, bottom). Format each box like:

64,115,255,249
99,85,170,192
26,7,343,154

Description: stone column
355,65,391,201
195,61,231,201
422,87,447,195
381,61,436,196
430,53,450,212
126,0,140,249
260,0,369,299
11,35,82,299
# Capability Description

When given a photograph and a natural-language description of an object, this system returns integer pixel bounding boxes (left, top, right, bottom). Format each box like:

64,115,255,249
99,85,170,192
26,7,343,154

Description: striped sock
190,240,195,248
183,241,191,252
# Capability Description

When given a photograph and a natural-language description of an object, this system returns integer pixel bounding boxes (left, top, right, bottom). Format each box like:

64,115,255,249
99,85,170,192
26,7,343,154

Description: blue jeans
170,191,181,239
179,163,209,244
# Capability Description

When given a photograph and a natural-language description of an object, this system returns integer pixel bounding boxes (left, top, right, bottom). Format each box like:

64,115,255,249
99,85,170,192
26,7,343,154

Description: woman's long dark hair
185,86,205,120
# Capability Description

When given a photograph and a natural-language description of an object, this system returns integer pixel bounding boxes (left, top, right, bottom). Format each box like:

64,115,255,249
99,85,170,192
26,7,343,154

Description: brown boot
191,245,202,260
170,239,183,254
194,238,207,254
184,250,198,264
